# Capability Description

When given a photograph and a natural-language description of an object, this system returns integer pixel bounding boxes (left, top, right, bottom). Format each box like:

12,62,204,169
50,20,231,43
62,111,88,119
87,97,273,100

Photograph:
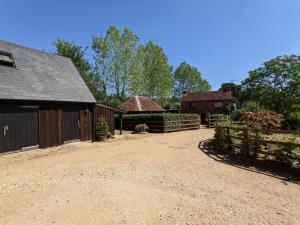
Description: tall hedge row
116,113,200,132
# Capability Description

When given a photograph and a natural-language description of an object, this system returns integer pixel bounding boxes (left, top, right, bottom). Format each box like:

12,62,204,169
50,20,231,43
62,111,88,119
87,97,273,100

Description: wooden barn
121,96,166,113
0,40,96,153
181,90,233,123
95,103,123,135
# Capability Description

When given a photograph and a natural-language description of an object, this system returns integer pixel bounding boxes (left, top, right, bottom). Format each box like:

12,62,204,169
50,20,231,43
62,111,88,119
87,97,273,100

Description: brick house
181,90,233,123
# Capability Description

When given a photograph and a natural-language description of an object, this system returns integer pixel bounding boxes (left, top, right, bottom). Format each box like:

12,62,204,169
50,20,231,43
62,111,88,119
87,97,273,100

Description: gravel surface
0,129,299,225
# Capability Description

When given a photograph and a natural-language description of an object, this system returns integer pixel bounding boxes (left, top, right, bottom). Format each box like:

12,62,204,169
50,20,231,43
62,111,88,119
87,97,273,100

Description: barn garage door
0,107,38,153
64,106,80,142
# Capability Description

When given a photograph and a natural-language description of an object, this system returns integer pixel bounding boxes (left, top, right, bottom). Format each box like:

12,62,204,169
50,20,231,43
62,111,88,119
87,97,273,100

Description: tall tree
137,41,173,105
219,82,241,104
173,62,211,98
92,26,139,100
54,39,103,100
241,55,300,113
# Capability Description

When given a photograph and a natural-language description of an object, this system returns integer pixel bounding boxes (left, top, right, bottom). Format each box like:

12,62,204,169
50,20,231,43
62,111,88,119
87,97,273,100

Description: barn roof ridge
0,40,96,103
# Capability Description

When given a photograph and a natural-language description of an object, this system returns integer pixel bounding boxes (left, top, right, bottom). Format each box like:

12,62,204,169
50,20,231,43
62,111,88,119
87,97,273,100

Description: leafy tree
130,45,147,96
92,26,139,101
138,41,173,105
54,39,103,100
173,62,211,98
240,55,300,113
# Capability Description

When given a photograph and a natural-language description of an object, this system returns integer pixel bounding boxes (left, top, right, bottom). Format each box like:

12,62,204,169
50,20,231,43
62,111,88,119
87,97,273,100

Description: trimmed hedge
116,113,200,132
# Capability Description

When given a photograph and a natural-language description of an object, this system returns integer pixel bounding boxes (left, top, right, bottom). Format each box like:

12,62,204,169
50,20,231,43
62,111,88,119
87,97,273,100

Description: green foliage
283,104,300,130
137,42,173,106
219,82,241,105
173,62,211,98
54,39,103,100
92,26,139,100
231,101,261,121
122,113,199,121
240,55,300,113
95,117,109,138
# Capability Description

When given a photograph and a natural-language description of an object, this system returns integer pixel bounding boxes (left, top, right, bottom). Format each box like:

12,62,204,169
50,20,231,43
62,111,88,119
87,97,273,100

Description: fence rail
215,125,300,167
208,114,230,128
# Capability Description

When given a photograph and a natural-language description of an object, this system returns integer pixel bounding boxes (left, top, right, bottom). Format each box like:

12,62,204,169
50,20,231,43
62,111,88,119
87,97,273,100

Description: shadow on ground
198,139,300,185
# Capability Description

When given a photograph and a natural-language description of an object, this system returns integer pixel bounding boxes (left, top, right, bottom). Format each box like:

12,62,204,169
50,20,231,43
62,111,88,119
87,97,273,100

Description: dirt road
0,129,299,225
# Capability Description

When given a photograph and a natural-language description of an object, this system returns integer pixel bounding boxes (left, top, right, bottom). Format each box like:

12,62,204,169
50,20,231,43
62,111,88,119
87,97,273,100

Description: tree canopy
54,39,102,100
240,55,300,113
54,26,211,107
92,26,139,101
173,62,211,98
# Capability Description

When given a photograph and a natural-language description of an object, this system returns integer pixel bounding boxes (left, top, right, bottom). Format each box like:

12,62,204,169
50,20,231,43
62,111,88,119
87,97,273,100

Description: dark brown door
21,107,39,148
64,106,80,142
80,109,92,141
0,107,38,153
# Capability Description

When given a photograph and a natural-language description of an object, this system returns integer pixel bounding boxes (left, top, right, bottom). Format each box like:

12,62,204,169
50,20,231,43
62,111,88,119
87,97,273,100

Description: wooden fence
120,119,200,133
215,125,300,167
208,114,230,128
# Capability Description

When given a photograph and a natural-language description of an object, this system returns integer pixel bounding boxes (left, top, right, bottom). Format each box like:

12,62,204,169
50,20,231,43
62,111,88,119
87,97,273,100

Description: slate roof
181,91,232,102
0,40,96,103
121,96,166,113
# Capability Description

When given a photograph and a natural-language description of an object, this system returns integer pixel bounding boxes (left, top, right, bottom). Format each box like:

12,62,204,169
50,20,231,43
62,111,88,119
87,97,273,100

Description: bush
240,110,282,129
283,105,300,130
119,113,200,132
134,123,149,133
95,117,109,139
231,101,261,121
283,111,300,130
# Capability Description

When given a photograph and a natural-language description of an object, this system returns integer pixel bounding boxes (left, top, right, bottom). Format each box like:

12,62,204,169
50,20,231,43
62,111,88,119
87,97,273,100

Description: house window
0,51,15,67
214,102,223,108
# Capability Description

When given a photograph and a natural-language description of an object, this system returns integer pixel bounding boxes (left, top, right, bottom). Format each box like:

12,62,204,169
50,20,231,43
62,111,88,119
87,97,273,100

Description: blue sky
1,0,300,90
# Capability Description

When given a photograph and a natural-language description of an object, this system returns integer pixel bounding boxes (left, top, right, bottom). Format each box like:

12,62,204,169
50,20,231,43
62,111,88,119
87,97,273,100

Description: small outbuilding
0,40,96,153
121,96,166,113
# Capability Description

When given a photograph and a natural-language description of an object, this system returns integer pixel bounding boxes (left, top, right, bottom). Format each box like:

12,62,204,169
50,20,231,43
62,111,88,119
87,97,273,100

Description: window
214,102,223,108
0,51,15,67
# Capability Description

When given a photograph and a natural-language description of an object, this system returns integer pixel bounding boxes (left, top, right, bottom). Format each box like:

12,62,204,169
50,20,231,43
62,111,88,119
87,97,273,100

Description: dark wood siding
64,106,80,142
0,106,39,153
0,101,94,152
39,105,64,148
95,105,116,135
21,107,39,148
80,108,92,141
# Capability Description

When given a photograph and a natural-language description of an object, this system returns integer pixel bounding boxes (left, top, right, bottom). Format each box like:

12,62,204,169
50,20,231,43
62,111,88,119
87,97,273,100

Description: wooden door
0,108,21,152
64,106,80,142
80,109,92,141
0,107,38,153
21,107,39,148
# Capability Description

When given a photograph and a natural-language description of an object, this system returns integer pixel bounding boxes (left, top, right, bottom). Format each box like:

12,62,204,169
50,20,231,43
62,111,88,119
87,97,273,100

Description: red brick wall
181,100,231,114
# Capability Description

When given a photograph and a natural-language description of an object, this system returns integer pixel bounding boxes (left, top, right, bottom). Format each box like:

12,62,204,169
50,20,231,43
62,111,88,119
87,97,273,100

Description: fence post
242,127,250,157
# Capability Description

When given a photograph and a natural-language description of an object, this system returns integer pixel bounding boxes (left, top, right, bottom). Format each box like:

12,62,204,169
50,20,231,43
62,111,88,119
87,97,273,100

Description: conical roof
121,96,166,113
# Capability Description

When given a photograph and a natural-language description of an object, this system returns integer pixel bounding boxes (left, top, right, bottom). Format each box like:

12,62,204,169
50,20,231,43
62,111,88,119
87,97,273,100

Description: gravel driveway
0,129,299,225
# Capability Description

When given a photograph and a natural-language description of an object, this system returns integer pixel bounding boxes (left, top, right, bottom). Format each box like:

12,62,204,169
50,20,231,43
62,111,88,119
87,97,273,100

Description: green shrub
95,117,109,138
231,101,261,121
121,113,199,123
283,111,300,130
120,113,199,132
